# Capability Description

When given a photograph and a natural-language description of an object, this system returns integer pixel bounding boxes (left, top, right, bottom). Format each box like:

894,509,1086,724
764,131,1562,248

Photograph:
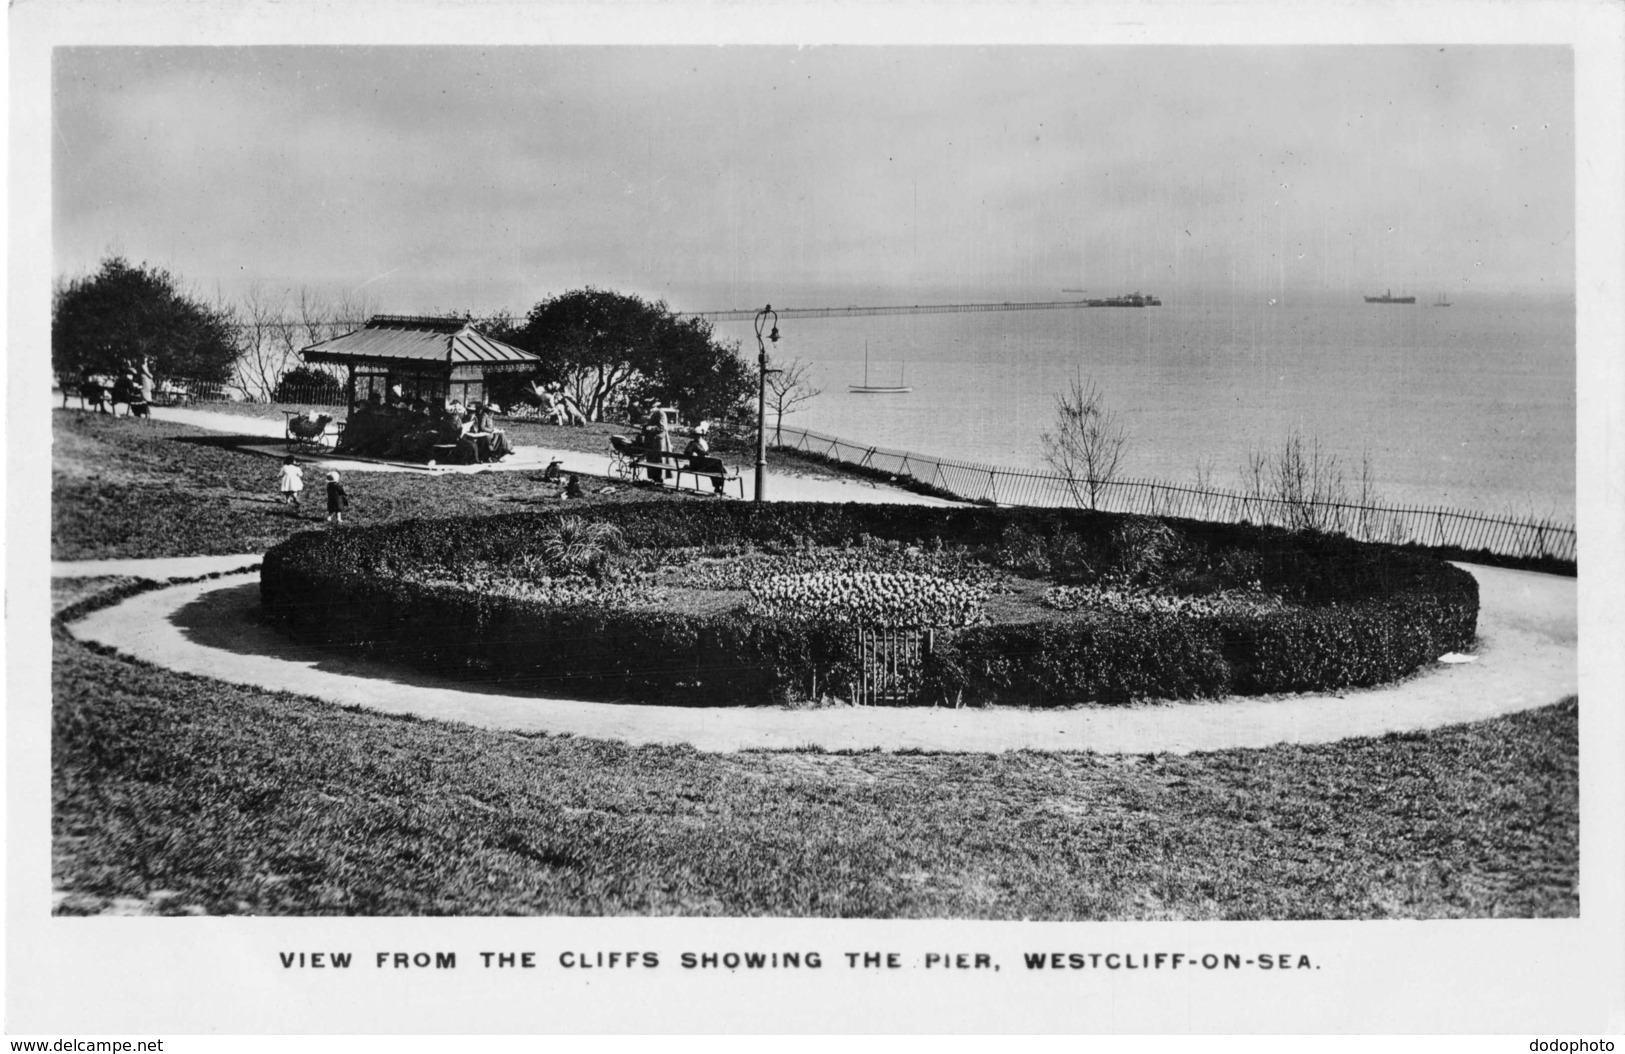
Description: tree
53,256,238,384
634,314,755,426
764,356,822,442
506,289,753,424
230,282,293,401
1040,376,1130,510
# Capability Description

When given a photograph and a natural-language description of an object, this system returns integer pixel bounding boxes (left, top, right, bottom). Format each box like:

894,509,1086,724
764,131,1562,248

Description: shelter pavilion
301,314,541,414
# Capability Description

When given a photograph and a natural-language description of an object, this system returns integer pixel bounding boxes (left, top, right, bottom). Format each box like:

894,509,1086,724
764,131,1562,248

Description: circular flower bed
748,571,988,628
260,502,1479,707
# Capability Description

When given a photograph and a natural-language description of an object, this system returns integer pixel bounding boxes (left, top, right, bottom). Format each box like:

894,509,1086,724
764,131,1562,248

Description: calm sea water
714,292,1576,520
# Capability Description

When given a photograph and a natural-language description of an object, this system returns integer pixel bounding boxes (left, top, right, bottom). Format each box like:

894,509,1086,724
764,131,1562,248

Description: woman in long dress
641,416,671,483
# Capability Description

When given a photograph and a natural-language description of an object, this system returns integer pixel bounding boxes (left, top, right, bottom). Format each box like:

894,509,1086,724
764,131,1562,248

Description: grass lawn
145,398,857,479
47,404,1581,919
51,585,1577,917
51,409,694,560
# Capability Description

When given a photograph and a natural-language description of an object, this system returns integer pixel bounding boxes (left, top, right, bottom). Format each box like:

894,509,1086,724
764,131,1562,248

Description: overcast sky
53,45,1574,315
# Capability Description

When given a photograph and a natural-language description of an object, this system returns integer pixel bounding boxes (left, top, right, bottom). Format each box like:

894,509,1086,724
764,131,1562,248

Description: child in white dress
278,456,305,512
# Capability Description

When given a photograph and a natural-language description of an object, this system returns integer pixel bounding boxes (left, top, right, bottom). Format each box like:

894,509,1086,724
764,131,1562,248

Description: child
564,474,583,500
325,471,349,525
278,455,305,512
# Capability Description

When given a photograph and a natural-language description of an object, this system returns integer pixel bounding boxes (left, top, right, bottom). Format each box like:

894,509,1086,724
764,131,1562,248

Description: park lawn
144,399,856,480
51,409,692,560
48,407,1580,920
52,578,1577,918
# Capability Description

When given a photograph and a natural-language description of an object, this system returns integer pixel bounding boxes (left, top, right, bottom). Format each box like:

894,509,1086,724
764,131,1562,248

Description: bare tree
764,356,822,442
231,283,293,401
1241,429,1352,533
1353,448,1406,543
271,286,369,393
1040,376,1130,510
1190,455,1222,519
1273,429,1348,532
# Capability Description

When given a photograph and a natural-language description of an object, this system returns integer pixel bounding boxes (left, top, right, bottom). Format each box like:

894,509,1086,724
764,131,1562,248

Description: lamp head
769,325,780,344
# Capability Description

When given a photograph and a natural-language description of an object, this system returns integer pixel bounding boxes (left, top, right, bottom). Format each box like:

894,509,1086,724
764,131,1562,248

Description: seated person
683,435,728,495
469,401,511,461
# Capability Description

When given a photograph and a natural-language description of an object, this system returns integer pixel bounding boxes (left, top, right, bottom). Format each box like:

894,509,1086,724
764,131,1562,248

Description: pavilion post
344,364,356,415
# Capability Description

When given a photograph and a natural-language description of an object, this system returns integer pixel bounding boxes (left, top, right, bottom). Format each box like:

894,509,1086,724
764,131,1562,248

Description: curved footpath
62,559,1575,754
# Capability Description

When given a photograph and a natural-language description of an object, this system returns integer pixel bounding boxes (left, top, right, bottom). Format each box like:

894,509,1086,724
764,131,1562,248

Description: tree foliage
505,288,754,424
52,256,238,383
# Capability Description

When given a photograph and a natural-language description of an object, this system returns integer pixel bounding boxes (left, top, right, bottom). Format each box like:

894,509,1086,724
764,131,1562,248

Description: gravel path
61,561,1575,755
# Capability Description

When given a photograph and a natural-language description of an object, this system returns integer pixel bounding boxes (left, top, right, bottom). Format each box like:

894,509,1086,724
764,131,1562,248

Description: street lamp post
753,304,780,502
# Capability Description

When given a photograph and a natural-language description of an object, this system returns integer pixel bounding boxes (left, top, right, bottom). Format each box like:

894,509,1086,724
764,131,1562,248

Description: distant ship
849,342,912,394
1364,289,1417,304
1433,293,1452,307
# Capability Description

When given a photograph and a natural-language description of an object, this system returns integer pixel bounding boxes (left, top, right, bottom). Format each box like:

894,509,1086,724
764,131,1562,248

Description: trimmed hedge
260,502,1478,707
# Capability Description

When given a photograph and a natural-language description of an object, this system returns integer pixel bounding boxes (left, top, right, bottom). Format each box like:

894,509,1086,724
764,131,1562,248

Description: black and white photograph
8,0,1624,1042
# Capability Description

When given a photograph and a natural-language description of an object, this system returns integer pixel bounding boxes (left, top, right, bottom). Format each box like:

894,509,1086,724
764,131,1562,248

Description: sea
712,291,1576,522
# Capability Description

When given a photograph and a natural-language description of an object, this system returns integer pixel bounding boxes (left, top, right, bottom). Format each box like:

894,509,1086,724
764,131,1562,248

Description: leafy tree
506,288,753,424
1041,376,1130,510
633,313,755,426
53,256,238,383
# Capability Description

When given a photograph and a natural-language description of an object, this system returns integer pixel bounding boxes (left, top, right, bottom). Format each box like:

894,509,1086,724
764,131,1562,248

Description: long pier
228,296,1158,333
684,296,1158,322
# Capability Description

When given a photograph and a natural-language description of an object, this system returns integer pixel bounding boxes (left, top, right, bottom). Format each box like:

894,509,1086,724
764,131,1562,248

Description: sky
53,45,1575,316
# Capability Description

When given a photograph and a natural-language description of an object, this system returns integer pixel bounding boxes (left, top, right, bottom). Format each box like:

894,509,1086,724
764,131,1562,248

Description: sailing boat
849,342,912,394
1433,292,1452,307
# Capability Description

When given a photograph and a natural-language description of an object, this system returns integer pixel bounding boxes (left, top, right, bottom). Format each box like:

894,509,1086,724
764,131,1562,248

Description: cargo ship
1364,289,1416,304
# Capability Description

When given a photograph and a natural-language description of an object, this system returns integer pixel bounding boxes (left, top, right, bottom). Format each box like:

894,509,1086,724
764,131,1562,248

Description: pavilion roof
301,315,540,372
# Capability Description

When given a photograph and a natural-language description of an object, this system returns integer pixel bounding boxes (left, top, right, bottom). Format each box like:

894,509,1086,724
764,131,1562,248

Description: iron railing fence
268,380,348,406
853,626,930,706
773,424,1576,564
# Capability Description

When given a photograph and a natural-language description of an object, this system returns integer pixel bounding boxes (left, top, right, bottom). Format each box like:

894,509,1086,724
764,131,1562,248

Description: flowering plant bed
260,502,1478,707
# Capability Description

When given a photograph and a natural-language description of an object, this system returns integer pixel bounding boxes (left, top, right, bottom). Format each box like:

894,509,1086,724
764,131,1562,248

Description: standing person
325,471,349,525
640,413,671,483
278,455,305,512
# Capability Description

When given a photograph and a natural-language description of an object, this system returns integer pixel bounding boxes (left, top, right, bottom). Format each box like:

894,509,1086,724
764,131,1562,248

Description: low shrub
260,502,1478,707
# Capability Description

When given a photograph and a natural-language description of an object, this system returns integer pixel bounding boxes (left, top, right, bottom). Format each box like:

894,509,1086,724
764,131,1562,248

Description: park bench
608,435,744,497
